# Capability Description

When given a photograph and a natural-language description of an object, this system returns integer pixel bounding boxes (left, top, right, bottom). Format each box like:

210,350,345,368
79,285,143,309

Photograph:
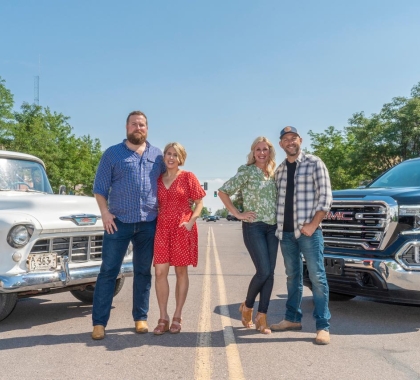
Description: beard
127,131,147,145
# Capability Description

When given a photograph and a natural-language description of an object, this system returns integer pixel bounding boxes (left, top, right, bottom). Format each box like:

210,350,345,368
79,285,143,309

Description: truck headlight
7,224,34,248
399,206,420,228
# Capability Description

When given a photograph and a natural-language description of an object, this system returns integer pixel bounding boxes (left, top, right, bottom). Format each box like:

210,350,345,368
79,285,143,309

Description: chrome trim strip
0,261,133,293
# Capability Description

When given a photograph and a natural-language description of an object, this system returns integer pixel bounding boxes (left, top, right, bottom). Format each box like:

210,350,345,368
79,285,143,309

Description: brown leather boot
135,320,149,333
270,320,302,331
91,325,105,340
315,330,330,345
239,302,254,328
255,312,271,334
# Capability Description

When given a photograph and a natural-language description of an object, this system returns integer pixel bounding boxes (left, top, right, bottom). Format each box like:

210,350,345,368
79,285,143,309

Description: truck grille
322,200,397,250
30,234,103,262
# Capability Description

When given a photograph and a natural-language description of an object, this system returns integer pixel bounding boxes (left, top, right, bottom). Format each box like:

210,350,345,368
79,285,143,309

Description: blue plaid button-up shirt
275,151,332,240
93,140,166,223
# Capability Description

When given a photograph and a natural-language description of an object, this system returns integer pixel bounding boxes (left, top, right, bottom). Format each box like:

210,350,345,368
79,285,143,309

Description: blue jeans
242,222,279,314
280,229,330,331
92,218,156,326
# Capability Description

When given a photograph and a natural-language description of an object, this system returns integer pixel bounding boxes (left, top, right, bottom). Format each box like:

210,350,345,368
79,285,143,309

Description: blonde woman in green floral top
218,136,278,334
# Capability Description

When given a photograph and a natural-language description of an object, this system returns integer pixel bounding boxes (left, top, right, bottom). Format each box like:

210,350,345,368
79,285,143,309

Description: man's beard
127,131,147,145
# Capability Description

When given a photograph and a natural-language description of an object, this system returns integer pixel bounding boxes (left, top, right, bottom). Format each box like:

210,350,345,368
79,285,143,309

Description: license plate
324,257,344,275
27,253,58,271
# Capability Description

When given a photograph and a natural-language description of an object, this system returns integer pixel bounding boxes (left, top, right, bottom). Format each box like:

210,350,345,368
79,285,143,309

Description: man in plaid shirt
91,111,166,340
270,126,332,345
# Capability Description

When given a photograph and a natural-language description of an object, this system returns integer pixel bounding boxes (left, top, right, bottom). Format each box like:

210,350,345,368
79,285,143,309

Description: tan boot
135,320,149,334
315,330,330,345
270,320,302,331
255,312,271,334
239,302,254,328
92,325,105,340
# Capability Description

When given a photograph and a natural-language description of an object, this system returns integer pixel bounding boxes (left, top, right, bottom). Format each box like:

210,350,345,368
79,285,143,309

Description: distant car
202,215,209,220
226,214,240,221
206,215,217,222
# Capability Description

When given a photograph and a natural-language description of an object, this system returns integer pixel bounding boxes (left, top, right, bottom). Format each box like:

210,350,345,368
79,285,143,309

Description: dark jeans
242,221,279,314
92,218,156,327
280,229,330,331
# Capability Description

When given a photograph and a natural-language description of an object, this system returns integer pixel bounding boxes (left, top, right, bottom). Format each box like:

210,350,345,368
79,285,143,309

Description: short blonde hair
163,142,187,166
246,136,276,177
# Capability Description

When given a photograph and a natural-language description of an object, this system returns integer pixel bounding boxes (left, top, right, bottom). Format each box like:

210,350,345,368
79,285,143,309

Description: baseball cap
280,126,300,139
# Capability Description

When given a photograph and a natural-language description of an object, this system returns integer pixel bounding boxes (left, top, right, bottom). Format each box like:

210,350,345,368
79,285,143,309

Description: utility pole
34,55,40,105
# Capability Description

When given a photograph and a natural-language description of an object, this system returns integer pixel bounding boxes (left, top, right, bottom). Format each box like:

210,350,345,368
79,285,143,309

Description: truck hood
0,192,103,230
332,187,420,205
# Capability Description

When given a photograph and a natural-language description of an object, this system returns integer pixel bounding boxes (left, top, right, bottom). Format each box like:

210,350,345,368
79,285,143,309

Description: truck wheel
0,293,18,322
70,277,125,304
329,292,356,301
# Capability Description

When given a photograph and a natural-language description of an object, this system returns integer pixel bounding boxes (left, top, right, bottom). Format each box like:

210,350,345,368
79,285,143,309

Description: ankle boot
239,302,254,328
255,312,271,334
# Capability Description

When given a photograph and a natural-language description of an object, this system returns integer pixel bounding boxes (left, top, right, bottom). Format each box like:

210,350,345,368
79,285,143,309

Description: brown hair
126,111,148,125
246,136,276,177
163,142,187,166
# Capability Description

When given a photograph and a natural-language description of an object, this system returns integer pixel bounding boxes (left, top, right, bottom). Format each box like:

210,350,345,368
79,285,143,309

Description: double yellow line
195,227,245,380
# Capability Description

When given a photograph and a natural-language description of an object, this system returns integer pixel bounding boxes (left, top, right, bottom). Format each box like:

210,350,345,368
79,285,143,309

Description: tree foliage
309,82,420,189
0,76,102,195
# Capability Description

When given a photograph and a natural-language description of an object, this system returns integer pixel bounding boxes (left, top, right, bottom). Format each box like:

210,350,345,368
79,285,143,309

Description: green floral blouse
219,164,277,225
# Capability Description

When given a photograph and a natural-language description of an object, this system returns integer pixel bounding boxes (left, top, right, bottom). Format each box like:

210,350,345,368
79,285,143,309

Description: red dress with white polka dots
154,171,206,267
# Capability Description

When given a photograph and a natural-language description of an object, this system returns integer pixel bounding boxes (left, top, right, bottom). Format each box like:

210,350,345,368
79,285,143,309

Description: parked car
206,215,217,222
226,214,240,221
0,150,133,322
303,157,420,304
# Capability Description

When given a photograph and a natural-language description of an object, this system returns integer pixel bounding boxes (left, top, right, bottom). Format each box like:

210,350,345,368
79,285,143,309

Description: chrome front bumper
327,255,420,291
0,256,133,293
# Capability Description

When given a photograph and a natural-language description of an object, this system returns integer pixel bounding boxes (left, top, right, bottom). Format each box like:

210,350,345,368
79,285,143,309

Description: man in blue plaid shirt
270,126,332,345
91,110,166,340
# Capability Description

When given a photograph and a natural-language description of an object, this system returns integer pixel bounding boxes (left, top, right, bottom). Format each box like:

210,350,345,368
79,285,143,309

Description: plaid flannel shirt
275,151,332,240
93,140,166,223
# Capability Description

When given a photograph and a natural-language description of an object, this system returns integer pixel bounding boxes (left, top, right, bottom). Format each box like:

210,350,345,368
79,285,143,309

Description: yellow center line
210,227,245,380
194,228,212,379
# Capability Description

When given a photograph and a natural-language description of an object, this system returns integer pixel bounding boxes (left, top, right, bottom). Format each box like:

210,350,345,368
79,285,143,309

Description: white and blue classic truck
0,150,133,321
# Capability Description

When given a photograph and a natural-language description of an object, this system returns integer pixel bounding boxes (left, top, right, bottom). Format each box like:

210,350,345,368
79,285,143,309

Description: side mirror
59,185,67,195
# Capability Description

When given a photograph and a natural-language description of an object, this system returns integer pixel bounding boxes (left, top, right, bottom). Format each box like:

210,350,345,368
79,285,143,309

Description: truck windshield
0,157,54,193
368,160,420,188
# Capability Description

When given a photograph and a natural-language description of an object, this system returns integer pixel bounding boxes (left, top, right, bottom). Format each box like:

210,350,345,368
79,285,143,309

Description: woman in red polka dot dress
153,142,206,335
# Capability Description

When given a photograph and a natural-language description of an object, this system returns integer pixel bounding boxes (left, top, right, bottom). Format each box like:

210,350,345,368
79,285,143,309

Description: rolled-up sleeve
314,160,332,212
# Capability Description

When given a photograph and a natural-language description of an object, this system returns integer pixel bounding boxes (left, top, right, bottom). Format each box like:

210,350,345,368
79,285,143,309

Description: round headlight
7,224,34,248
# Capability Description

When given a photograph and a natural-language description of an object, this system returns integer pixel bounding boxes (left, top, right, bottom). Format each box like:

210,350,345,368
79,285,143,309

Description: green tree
308,126,364,189
2,100,101,195
215,208,228,218
200,206,209,217
309,82,420,189
0,76,15,148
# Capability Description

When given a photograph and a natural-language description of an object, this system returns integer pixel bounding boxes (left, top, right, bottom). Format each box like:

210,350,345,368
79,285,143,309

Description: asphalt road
1,220,420,380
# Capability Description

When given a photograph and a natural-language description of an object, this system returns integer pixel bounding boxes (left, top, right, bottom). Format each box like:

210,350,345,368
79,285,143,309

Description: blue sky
1,0,420,212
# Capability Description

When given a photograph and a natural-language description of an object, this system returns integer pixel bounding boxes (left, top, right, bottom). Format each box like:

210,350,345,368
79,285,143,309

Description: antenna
34,55,40,105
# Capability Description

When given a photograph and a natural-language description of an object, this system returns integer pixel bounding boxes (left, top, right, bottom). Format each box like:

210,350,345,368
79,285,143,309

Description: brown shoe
239,302,254,328
270,320,302,332
92,325,105,340
255,312,271,334
315,330,330,345
135,320,149,334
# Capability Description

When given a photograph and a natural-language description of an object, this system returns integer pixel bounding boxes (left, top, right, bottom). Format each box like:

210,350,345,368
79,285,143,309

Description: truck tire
70,277,125,304
0,293,18,322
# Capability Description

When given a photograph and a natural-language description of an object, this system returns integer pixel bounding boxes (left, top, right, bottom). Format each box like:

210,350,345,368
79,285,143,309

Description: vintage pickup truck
303,157,420,304
0,150,133,321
